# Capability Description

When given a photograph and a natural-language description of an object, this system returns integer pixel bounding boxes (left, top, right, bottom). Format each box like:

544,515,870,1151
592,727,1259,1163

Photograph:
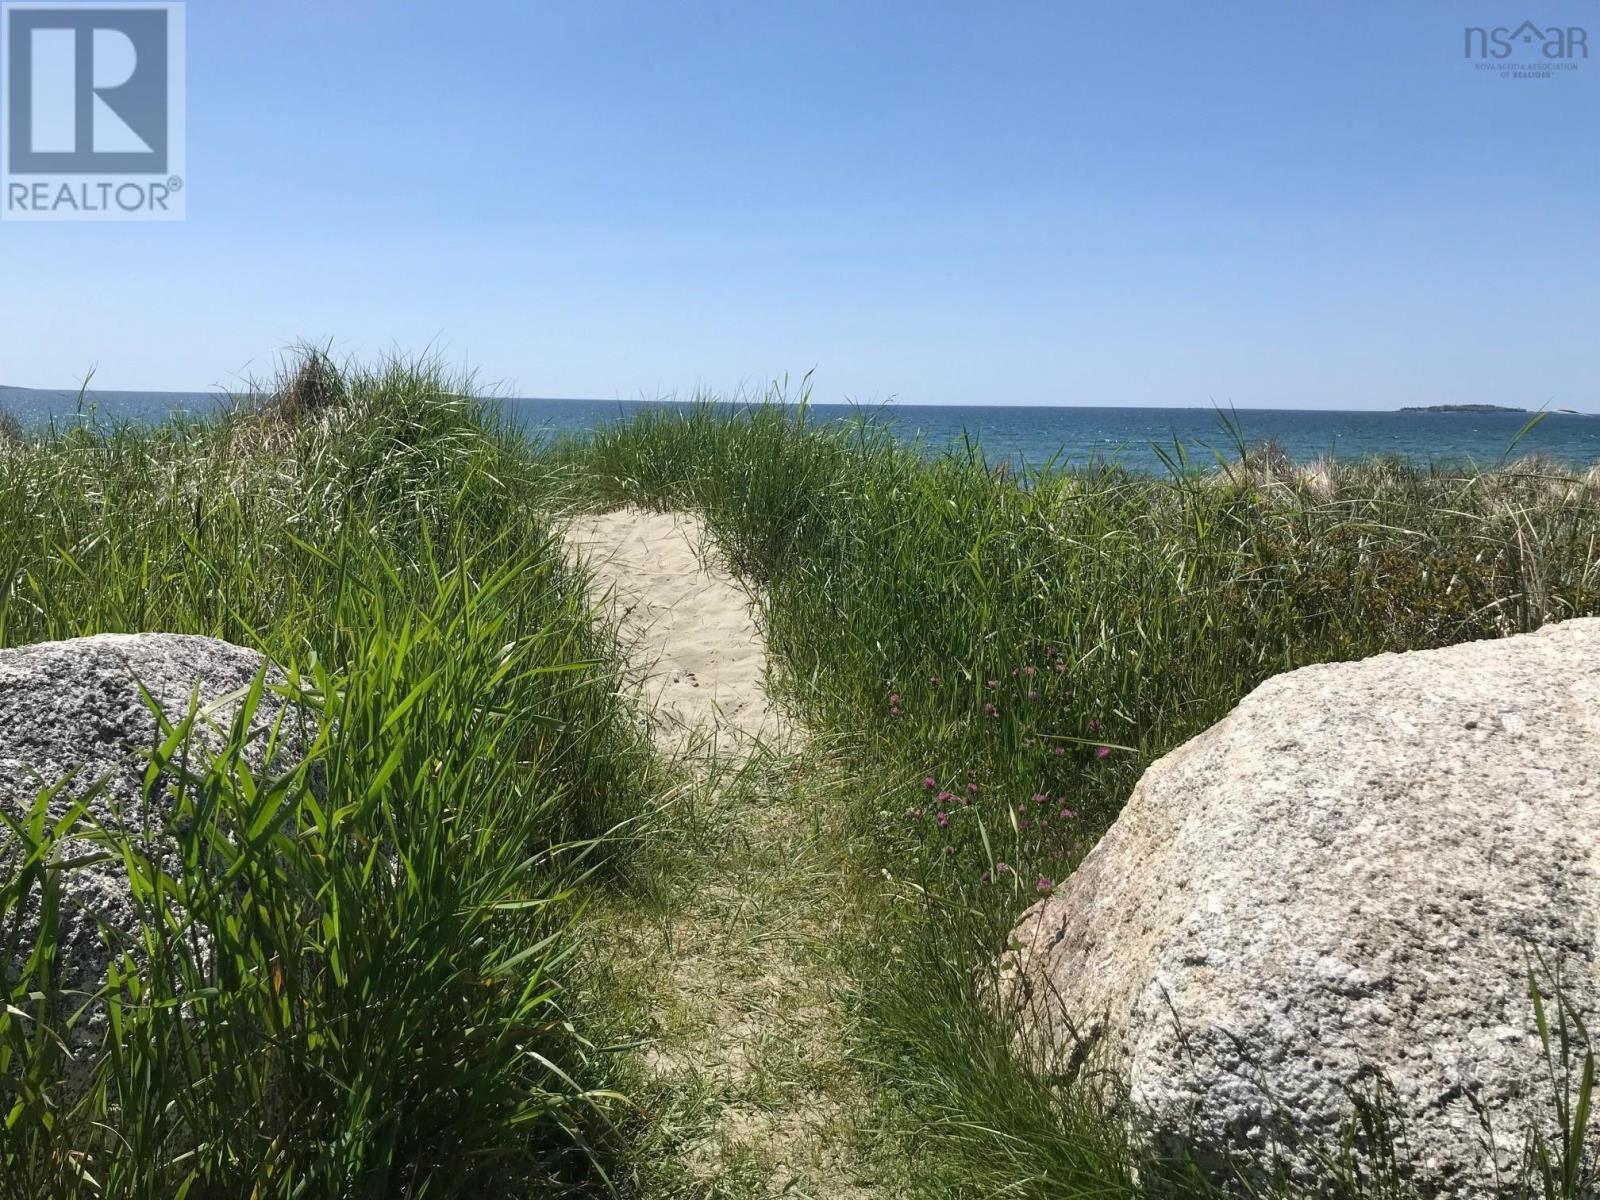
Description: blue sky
1,0,1596,408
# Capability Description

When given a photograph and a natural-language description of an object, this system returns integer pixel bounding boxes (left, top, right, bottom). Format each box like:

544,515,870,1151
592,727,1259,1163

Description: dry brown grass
1203,442,1600,515
265,346,345,424
225,345,351,456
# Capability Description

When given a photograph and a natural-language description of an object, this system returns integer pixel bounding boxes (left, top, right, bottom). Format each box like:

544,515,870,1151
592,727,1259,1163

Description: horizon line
0,385,1592,417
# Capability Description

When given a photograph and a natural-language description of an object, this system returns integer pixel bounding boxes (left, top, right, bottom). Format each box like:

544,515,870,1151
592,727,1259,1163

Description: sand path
565,507,788,757
567,508,886,1198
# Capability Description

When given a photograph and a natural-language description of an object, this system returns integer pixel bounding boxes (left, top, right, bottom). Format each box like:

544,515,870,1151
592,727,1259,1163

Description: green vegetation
578,745,897,1198
4,362,1597,1198
555,395,1600,1197
0,357,660,1197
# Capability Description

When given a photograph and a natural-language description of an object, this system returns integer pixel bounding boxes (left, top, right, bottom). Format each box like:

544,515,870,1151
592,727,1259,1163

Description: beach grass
4,362,1597,1197
555,392,1600,1196
0,356,659,1197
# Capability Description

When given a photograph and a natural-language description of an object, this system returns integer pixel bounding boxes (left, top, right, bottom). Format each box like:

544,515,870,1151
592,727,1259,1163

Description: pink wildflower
1037,876,1054,895
923,776,937,790
1095,745,1111,759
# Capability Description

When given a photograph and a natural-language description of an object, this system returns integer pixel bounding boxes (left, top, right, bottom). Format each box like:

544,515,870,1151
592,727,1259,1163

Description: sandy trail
565,507,788,756
567,508,883,1198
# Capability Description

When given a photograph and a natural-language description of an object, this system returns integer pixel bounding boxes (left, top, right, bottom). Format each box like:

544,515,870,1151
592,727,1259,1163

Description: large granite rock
0,634,312,1074
1002,619,1600,1195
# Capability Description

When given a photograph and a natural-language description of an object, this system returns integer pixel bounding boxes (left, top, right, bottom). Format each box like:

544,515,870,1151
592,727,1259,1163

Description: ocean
3,387,1596,474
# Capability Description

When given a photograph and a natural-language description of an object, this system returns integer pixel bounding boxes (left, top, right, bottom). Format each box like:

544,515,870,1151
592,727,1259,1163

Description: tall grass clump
558,394,1600,1196
262,341,346,424
0,351,658,1197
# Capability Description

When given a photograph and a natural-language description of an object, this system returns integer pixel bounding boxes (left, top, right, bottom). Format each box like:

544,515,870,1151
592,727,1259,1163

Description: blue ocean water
3,387,1596,474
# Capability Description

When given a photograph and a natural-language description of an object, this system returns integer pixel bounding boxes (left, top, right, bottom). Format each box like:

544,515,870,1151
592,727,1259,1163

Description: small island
1399,403,1526,413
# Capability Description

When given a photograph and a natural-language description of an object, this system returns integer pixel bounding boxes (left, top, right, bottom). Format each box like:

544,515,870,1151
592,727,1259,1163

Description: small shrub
264,343,346,425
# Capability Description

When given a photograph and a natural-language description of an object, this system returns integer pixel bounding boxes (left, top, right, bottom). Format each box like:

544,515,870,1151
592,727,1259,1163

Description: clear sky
1,0,1596,408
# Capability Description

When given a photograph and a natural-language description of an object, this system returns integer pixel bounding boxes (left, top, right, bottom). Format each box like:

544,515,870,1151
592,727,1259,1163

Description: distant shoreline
1398,404,1526,414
